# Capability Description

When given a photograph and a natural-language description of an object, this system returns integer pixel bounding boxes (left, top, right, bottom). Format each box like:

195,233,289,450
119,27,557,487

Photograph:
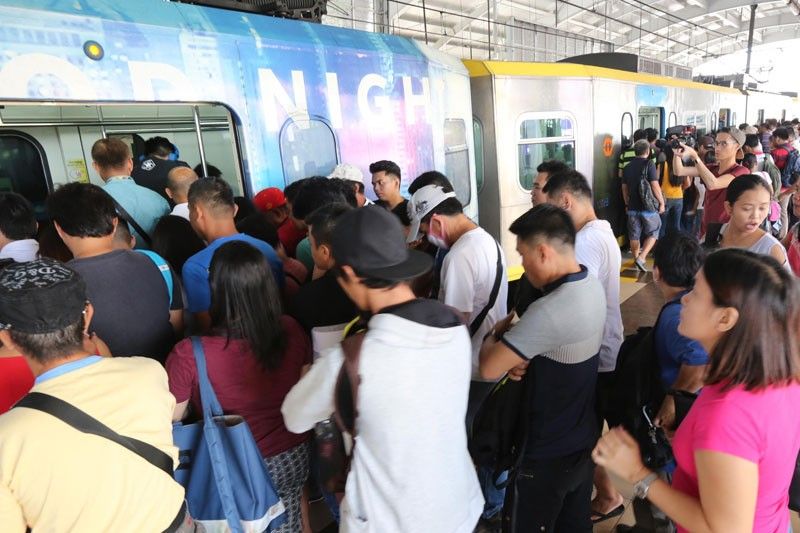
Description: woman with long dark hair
167,241,311,532
594,249,800,532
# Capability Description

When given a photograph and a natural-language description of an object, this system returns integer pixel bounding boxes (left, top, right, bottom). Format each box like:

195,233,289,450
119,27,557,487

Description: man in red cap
254,187,305,257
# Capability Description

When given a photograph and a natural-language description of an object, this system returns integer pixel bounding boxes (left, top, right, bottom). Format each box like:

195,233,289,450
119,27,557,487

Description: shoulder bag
15,392,187,533
469,240,503,338
172,337,286,533
113,199,152,246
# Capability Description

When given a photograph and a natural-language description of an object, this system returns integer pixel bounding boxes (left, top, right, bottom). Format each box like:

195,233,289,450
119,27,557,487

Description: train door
0,131,52,218
638,106,664,136
444,118,472,208
0,102,245,212
473,117,485,196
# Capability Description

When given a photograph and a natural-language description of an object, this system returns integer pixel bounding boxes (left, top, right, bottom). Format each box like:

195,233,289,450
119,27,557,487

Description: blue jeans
660,198,683,237
681,209,702,238
478,466,508,518
467,380,507,519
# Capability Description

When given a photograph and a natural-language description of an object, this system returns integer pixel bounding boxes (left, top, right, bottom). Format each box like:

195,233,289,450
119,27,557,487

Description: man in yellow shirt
0,259,198,532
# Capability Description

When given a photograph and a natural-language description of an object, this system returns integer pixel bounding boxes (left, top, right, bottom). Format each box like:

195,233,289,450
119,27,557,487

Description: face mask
426,219,450,250
427,232,449,250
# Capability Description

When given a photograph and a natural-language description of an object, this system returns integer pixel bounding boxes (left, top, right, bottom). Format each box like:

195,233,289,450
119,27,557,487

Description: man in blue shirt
91,138,169,248
651,232,708,430
183,177,284,332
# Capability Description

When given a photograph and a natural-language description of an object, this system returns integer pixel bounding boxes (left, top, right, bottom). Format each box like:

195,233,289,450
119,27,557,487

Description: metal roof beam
661,13,798,62
612,0,775,47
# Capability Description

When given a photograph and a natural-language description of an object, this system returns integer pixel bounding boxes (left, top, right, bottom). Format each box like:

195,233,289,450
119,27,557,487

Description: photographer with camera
672,129,749,244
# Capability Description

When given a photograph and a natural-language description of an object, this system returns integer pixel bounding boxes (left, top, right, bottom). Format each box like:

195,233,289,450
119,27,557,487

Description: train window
710,112,717,132
668,112,678,128
620,112,634,146
279,118,338,185
444,119,471,206
517,114,576,190
731,112,737,127
685,112,707,136
473,117,485,193
757,109,765,125
0,131,51,218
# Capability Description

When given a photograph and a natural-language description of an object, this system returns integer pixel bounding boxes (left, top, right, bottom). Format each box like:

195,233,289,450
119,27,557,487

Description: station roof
323,0,800,69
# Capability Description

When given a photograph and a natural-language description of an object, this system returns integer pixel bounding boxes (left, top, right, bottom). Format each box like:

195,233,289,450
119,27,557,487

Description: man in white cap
407,180,509,528
328,163,370,207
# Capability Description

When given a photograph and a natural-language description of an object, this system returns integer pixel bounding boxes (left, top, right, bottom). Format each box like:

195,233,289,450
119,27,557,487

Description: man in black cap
0,259,198,532
282,206,483,532
131,136,190,200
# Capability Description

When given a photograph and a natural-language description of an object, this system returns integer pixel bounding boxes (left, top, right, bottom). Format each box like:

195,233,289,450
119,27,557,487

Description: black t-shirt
69,249,182,363
289,270,358,333
376,199,410,226
131,158,190,200
622,157,658,212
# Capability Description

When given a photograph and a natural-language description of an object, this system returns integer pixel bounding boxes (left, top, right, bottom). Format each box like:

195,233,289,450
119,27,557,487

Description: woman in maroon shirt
672,129,749,244
167,241,312,533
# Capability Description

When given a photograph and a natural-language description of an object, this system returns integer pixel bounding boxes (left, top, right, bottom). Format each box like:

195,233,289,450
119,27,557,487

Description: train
0,0,797,276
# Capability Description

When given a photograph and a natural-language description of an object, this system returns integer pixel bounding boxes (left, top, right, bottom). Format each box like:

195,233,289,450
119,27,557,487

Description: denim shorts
628,210,662,241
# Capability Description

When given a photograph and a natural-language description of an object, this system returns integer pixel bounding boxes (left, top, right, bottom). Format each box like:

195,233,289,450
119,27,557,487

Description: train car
0,0,477,220
466,59,799,276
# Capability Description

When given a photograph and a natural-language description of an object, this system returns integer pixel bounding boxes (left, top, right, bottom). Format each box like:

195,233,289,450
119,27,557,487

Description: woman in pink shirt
594,248,800,532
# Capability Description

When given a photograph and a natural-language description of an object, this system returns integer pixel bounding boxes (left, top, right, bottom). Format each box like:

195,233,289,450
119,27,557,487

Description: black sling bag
469,241,503,338
113,199,153,246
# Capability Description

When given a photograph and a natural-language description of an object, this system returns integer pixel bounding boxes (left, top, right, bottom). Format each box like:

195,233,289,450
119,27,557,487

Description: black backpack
607,305,676,470
469,372,531,489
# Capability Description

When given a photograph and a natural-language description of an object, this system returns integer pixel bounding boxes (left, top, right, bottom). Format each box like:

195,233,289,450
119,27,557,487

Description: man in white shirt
544,170,625,524
0,192,39,262
165,166,198,220
407,182,508,525
281,206,483,532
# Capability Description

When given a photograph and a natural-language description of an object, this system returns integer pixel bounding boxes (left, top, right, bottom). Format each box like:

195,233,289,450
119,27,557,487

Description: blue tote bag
173,337,286,533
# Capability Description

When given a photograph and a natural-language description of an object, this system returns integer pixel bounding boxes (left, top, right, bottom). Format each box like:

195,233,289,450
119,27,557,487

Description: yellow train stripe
464,59,741,95
507,264,525,282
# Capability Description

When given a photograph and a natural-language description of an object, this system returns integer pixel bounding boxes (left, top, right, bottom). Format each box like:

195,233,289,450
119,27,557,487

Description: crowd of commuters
1,122,800,533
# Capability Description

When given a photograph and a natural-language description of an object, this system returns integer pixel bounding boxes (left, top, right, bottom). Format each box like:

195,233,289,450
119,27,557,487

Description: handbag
172,337,286,533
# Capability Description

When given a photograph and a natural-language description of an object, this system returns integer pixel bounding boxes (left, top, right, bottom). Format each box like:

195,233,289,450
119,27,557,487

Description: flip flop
591,504,625,524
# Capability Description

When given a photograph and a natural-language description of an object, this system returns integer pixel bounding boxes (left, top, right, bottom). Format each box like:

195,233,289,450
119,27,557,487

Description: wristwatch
633,472,659,500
